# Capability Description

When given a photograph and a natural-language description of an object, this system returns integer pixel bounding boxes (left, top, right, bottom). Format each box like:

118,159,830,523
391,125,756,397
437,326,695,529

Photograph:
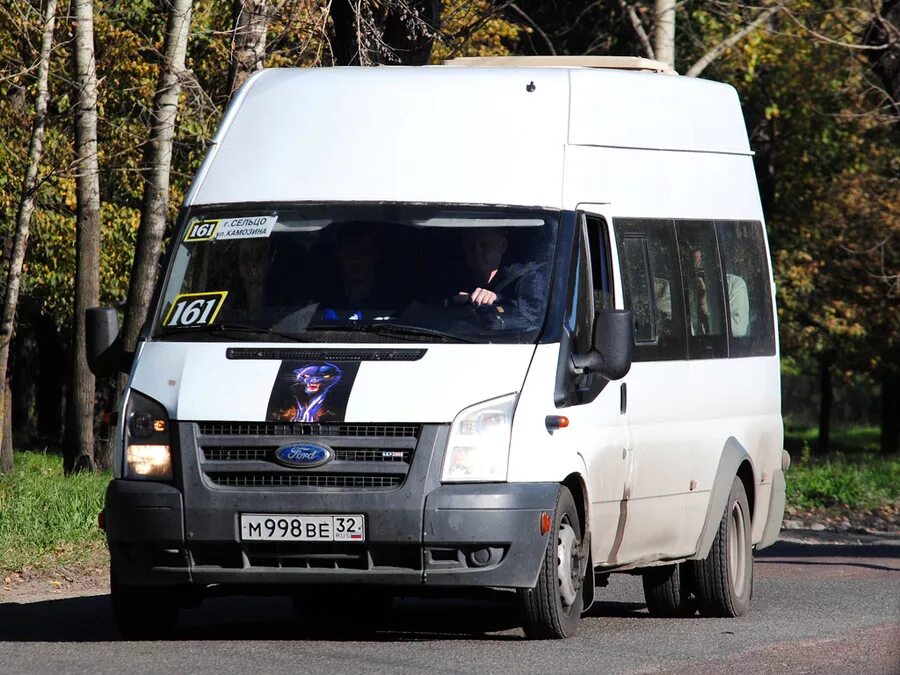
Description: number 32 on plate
163,291,228,328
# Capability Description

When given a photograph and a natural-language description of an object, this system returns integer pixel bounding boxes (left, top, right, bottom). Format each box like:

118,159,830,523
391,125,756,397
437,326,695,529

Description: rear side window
716,221,776,357
676,220,728,360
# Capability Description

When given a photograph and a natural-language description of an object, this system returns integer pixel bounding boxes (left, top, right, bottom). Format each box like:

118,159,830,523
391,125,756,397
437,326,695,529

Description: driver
457,228,547,329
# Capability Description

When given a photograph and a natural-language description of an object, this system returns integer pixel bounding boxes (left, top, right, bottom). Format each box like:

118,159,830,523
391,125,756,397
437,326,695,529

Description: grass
0,451,110,573
0,434,896,575
784,424,881,455
785,446,900,511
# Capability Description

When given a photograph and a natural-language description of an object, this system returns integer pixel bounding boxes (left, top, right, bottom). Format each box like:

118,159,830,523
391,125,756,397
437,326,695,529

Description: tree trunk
228,0,269,98
653,0,676,69
116,0,193,439
1,380,12,474
0,0,58,476
817,352,834,453
65,0,101,474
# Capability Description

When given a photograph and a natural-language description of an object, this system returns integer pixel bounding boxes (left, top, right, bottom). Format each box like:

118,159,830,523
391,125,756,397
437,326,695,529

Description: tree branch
507,2,556,55
618,0,654,59
686,6,778,78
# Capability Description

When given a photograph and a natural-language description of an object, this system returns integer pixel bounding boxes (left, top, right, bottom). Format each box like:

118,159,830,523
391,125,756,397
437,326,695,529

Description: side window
571,224,594,355
716,220,776,357
615,219,686,361
676,220,728,359
621,237,654,343
586,216,613,311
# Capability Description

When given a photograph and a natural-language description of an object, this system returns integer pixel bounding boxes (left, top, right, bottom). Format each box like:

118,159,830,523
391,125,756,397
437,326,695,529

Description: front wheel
517,486,584,639
691,476,753,617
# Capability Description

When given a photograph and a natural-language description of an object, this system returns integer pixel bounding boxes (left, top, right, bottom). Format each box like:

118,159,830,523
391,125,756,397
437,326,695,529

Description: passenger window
614,219,687,362
568,214,613,356
716,220,776,357
676,220,728,359
620,237,655,343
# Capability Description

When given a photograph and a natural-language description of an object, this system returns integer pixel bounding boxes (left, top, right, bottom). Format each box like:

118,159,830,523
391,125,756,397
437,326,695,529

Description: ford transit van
88,57,786,639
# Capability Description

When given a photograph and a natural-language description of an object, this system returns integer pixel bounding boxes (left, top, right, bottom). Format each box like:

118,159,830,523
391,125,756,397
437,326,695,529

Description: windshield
154,204,560,344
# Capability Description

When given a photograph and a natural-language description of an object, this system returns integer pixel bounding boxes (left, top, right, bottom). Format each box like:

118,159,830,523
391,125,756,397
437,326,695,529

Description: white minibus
88,57,786,639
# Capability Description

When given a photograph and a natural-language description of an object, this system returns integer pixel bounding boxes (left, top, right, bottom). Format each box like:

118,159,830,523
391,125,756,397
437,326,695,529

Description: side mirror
86,307,131,376
571,309,633,381
592,309,633,380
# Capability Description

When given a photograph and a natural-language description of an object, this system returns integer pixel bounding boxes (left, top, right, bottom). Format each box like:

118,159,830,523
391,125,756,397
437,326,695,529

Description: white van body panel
131,342,534,423
562,146,763,218
187,68,569,209
567,69,750,154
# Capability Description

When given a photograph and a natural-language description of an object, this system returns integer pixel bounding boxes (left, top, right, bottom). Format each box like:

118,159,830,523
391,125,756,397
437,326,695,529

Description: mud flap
580,532,594,612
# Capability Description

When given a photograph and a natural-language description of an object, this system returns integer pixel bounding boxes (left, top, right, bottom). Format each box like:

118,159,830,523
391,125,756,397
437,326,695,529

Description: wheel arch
690,437,756,561
562,471,589,537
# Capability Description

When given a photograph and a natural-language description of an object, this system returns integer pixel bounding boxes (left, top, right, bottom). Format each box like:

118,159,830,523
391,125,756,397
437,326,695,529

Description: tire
517,486,584,639
641,563,695,617
110,577,179,639
691,476,753,617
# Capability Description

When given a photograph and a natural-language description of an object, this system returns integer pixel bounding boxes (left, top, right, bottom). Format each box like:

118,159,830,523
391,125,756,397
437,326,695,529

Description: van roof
186,66,751,209
443,56,677,75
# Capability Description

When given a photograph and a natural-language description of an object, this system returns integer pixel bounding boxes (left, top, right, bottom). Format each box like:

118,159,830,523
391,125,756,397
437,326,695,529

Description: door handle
620,383,627,415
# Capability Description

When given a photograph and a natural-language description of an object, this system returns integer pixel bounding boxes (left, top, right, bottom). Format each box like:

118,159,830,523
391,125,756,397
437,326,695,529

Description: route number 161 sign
162,291,228,328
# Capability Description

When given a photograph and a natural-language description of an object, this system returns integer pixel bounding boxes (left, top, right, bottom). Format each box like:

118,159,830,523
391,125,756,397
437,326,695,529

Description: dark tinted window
676,220,728,359
615,219,687,361
716,220,776,357
621,237,654,343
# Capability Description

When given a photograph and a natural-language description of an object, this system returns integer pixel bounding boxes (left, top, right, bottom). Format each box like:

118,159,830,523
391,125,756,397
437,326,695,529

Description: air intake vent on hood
225,348,426,361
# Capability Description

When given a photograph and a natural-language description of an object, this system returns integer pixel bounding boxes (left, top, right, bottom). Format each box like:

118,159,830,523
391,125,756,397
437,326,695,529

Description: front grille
194,421,419,491
198,422,420,438
203,447,410,463
207,472,402,489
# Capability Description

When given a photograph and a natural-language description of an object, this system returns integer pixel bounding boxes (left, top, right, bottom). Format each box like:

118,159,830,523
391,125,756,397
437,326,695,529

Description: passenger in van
727,273,750,337
687,248,750,337
456,228,547,328
320,223,399,314
236,238,275,309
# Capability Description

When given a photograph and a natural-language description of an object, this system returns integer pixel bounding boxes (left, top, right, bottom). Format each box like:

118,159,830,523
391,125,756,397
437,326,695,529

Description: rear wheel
517,486,584,639
641,563,695,617
692,477,753,617
110,577,179,639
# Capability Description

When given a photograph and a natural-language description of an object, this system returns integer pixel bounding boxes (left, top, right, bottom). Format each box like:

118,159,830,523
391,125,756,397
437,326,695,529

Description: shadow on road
3,537,895,643
0,591,648,643
755,539,900,572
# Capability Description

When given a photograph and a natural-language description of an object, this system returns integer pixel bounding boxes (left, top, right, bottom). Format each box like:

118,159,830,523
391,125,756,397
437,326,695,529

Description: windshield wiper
157,322,307,342
308,322,474,344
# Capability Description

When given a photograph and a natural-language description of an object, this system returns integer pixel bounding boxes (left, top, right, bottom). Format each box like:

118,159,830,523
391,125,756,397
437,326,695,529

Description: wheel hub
557,521,581,607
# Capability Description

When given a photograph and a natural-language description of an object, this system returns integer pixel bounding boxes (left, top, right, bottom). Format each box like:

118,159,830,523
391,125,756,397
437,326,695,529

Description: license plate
240,514,365,542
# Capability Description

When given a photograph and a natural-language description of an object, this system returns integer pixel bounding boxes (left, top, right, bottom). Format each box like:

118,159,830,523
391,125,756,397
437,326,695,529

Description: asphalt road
2,532,898,674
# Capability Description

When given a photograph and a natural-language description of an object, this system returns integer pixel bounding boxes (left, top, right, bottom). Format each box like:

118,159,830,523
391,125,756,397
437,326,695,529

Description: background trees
0,0,895,470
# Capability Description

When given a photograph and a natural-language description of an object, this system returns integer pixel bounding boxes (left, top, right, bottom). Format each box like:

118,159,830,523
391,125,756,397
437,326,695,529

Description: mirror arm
571,350,605,374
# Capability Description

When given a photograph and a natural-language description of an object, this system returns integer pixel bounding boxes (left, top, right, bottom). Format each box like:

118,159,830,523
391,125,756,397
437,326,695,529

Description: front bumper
105,476,559,590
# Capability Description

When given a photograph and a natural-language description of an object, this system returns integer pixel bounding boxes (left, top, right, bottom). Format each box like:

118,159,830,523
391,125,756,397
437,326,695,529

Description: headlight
124,390,172,480
441,393,517,483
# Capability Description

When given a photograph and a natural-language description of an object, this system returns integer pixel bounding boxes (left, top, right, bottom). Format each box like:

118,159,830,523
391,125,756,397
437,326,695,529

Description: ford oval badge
274,443,333,468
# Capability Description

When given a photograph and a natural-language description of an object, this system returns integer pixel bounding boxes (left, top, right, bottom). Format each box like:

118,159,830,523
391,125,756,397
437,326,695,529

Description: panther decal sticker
266,361,359,423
